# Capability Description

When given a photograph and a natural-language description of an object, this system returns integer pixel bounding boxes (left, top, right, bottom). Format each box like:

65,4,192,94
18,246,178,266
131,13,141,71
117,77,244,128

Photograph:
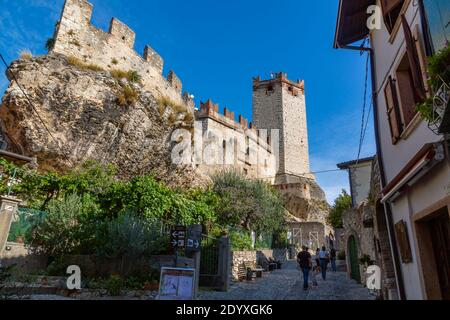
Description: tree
326,189,352,228
212,170,286,234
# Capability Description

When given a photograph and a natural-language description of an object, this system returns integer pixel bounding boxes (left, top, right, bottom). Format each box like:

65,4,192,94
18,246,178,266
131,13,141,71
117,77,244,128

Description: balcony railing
428,76,450,134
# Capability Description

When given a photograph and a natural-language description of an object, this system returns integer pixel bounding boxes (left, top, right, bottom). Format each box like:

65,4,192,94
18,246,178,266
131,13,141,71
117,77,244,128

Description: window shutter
381,0,403,14
385,76,402,144
401,15,427,101
413,27,430,97
380,0,403,32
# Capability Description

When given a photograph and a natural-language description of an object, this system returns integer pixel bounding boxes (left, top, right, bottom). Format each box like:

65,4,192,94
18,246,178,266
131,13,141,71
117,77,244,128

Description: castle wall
52,0,187,105
195,100,276,181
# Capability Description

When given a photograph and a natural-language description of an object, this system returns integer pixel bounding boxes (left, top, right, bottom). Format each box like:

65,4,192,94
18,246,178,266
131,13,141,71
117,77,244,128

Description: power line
356,50,370,164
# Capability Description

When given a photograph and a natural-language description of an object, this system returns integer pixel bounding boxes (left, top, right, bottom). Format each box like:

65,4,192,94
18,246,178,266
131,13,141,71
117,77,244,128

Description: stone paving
198,260,376,300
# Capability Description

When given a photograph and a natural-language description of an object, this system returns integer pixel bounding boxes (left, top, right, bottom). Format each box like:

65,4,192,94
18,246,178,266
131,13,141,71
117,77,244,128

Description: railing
428,76,450,134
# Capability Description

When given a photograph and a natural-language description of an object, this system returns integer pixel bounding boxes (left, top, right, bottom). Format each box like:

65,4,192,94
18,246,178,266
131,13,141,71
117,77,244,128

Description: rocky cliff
0,53,208,188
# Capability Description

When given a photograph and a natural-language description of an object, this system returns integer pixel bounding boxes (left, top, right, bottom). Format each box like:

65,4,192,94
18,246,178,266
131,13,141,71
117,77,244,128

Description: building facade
335,0,450,300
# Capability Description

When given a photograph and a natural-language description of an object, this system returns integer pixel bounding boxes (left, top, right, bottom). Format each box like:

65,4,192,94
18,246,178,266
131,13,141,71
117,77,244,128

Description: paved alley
198,261,376,300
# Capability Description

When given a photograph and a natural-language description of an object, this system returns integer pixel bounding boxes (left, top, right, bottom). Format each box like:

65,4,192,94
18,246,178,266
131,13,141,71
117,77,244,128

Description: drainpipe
340,43,407,300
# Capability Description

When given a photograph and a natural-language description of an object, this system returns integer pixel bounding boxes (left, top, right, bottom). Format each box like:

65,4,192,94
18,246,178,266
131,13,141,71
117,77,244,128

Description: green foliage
416,45,450,121
99,211,167,260
337,250,346,261
229,230,253,251
212,170,286,234
45,38,55,52
106,275,124,296
326,189,352,229
111,69,141,83
28,193,88,256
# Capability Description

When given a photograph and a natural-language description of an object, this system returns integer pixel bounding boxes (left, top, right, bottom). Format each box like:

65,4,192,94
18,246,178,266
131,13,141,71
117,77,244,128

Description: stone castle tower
252,72,313,183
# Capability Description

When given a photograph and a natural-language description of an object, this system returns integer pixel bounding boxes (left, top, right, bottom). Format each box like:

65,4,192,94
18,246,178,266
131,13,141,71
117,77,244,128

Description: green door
348,236,361,283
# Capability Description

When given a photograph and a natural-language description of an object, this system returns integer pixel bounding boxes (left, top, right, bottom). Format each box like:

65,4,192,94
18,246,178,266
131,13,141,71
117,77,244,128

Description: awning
334,0,375,48
381,142,446,204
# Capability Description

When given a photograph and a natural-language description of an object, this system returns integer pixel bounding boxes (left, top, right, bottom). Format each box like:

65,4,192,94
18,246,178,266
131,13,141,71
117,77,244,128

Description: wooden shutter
401,15,427,101
413,26,430,97
385,76,402,144
380,0,403,32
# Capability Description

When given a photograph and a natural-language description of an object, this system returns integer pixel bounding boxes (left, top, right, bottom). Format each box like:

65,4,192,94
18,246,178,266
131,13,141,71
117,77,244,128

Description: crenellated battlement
52,0,187,104
253,72,305,95
196,99,254,131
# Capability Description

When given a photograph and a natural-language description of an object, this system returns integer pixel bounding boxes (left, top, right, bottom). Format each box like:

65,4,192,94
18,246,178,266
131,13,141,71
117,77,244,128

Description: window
423,0,450,52
384,16,428,144
395,53,419,126
381,0,405,34
384,76,403,144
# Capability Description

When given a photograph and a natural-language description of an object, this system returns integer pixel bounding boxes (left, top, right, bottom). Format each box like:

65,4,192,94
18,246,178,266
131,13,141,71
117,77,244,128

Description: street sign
186,224,202,253
170,225,187,250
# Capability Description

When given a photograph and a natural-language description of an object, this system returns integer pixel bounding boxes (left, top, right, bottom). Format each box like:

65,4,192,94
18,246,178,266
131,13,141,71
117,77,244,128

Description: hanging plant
416,45,450,123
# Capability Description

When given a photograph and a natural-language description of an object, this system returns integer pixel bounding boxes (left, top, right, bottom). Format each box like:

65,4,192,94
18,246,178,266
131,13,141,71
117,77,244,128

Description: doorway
348,235,361,283
428,210,450,299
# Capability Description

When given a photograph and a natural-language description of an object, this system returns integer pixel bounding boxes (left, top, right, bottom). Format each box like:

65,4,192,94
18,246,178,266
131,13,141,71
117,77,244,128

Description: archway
348,235,361,283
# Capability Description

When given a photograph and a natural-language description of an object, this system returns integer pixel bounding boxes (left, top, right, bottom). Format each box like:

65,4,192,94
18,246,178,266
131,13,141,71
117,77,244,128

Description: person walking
330,247,337,272
315,248,321,271
297,246,312,290
319,246,330,280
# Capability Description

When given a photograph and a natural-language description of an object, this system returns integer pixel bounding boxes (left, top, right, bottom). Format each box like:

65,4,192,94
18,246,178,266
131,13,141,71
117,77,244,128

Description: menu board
158,267,195,300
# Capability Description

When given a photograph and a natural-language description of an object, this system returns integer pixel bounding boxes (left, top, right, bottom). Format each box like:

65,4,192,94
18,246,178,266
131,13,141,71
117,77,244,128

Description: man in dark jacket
297,246,312,290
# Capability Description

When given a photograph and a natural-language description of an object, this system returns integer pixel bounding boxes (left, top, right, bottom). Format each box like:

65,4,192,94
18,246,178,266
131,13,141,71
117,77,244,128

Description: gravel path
199,260,376,300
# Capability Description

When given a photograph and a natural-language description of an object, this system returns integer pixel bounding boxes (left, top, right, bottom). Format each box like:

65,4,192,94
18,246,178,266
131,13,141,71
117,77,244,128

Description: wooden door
430,212,450,300
348,236,361,283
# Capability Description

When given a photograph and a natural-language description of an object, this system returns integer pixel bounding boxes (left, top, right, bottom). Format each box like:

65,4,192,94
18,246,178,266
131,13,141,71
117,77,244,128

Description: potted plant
416,45,450,133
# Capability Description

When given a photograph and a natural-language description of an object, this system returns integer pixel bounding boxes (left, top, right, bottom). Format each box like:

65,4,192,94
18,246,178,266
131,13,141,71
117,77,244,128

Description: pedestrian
330,247,337,272
315,248,321,272
297,246,312,290
319,246,330,280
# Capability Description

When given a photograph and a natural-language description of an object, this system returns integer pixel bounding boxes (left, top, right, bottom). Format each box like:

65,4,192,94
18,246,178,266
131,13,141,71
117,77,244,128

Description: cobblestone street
199,261,376,300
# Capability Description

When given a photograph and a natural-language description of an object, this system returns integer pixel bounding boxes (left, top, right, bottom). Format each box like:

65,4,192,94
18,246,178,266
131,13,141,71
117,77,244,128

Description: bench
259,257,279,271
242,261,264,280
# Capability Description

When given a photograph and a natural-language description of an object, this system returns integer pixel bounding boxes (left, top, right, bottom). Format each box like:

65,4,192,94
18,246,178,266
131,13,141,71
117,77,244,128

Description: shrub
99,212,166,261
326,190,352,229
106,275,123,296
230,230,253,251
337,250,346,260
45,38,55,51
66,56,104,72
212,170,286,234
28,193,84,256
110,69,141,83
117,85,138,106
19,49,32,60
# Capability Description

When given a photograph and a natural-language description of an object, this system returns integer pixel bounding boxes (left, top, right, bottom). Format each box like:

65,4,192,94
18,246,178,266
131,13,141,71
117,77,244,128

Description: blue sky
0,0,376,203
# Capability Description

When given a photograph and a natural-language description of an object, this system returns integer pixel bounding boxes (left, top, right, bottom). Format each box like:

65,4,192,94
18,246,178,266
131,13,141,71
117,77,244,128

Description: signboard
158,267,195,300
186,224,202,253
170,225,187,250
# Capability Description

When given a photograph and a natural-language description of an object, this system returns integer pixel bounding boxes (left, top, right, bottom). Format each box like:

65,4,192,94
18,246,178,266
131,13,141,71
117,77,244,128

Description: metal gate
199,234,230,291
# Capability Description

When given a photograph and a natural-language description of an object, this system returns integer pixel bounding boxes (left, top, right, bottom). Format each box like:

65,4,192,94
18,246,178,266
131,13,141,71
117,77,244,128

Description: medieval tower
252,72,312,183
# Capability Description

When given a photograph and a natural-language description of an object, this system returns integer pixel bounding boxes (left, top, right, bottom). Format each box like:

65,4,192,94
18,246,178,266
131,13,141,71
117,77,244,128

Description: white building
335,0,450,300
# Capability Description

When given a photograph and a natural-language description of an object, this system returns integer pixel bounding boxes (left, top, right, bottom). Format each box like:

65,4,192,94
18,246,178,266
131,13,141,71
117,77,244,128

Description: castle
49,0,331,248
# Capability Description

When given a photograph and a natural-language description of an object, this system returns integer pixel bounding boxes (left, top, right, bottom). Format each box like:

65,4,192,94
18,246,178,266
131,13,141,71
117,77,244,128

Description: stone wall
0,242,48,274
195,99,276,181
52,0,189,106
230,249,289,281
252,73,310,179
